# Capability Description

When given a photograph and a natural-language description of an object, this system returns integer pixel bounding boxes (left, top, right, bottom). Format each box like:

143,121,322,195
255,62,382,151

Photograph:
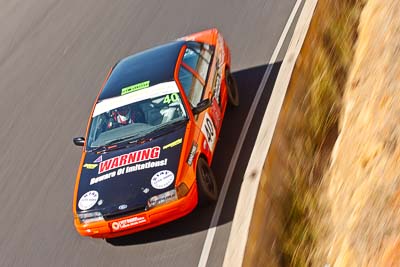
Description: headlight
147,189,177,209
78,211,104,223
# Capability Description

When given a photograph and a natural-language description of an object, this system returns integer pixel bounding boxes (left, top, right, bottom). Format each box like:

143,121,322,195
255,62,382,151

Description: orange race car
72,28,239,238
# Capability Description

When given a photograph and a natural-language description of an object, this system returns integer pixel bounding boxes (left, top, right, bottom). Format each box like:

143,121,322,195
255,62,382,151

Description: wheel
225,68,239,107
196,157,218,206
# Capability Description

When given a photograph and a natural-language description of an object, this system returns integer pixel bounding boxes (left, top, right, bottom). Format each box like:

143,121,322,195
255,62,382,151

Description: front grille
103,206,146,221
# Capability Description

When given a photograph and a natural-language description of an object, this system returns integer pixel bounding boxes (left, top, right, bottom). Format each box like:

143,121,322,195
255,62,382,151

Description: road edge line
222,0,318,266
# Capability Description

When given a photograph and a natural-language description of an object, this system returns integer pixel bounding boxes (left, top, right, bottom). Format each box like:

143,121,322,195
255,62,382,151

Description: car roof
98,40,186,100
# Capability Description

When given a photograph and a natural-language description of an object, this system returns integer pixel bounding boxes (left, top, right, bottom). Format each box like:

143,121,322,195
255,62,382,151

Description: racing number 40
201,112,217,151
204,117,214,143
163,93,179,104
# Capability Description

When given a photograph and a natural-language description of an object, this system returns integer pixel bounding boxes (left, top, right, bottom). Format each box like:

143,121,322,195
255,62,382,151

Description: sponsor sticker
111,215,149,231
94,155,102,163
212,34,225,105
151,170,175,189
147,189,177,208
211,99,222,129
213,58,222,105
83,163,97,169
99,146,160,174
90,158,168,185
201,112,217,151
121,81,150,96
163,138,182,150
78,191,99,211
187,143,198,166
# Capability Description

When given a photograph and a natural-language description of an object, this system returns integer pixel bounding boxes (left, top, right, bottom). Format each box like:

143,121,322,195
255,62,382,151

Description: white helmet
116,106,131,125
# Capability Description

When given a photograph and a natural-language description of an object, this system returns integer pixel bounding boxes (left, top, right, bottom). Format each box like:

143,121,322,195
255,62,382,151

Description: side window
178,66,204,107
178,42,214,107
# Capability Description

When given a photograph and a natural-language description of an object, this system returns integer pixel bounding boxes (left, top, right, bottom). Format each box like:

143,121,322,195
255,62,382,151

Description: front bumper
74,183,198,238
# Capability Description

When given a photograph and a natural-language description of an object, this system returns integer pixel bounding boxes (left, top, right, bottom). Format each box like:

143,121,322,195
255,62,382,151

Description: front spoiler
74,183,198,239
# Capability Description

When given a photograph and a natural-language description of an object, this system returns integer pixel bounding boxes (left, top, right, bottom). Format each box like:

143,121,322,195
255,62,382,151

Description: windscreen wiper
103,134,143,146
89,145,108,153
89,135,144,153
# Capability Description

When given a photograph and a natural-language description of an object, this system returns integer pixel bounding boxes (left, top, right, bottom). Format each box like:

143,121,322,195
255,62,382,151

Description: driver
107,106,132,129
106,105,145,129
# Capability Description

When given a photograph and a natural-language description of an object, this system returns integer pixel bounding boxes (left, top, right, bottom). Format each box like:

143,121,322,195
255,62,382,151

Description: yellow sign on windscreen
121,80,150,95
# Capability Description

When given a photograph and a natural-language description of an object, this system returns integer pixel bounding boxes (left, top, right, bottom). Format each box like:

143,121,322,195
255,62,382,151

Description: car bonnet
75,124,187,217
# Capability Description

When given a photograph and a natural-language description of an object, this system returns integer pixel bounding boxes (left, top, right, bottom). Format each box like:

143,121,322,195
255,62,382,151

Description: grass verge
280,0,365,265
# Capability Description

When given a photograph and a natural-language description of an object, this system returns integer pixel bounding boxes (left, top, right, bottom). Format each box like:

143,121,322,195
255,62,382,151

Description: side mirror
73,137,85,146
192,99,211,115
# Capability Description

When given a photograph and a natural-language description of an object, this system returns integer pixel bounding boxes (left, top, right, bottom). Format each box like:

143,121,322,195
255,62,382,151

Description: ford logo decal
118,204,128,210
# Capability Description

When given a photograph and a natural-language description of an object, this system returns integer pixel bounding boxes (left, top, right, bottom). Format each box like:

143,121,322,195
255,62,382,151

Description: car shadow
106,62,282,246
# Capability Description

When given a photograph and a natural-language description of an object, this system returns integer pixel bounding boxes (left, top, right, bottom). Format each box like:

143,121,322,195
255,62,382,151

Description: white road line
197,0,303,266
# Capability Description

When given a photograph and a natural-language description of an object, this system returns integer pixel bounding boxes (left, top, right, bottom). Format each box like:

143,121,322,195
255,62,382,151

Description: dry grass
280,0,365,266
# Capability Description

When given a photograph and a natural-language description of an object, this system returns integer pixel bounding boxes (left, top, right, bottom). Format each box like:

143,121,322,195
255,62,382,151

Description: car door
177,42,222,156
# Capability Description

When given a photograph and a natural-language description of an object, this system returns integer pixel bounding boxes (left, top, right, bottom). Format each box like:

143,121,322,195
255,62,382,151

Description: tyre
196,157,218,206
225,68,239,107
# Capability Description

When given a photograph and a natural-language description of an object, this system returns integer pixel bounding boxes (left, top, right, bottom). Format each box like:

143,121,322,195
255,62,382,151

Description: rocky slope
321,0,400,265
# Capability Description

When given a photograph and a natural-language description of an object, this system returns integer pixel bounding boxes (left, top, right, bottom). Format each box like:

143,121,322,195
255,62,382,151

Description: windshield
86,81,187,149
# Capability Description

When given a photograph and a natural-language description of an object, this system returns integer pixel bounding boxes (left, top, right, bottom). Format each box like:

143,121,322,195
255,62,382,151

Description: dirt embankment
319,0,400,265
242,0,400,265
243,0,363,265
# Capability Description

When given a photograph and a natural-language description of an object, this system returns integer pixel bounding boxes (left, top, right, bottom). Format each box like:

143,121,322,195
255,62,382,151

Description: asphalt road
0,0,300,266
